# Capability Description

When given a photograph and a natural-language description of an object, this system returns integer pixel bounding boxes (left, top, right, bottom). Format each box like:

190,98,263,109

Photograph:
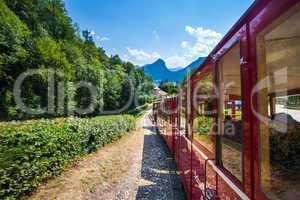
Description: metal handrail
204,158,215,200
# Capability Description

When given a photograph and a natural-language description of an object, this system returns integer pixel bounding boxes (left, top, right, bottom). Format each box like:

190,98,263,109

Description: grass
222,138,243,181
0,115,136,199
29,122,144,200
126,103,151,117
195,134,213,152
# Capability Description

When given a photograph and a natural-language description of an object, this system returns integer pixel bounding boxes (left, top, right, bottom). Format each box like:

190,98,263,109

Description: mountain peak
153,58,165,65
143,57,206,84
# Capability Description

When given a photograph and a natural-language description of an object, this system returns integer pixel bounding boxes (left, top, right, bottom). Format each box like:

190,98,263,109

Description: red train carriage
153,0,300,199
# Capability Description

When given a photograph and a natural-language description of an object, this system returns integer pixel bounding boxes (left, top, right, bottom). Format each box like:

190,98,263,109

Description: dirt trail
30,112,185,200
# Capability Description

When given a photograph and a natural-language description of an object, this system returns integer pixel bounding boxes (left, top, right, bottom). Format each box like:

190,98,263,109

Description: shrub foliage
270,126,300,170
0,115,135,199
0,0,154,120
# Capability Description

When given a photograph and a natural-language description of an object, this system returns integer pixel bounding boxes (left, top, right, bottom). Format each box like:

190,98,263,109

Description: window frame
212,23,252,196
191,71,216,155
179,87,188,136
248,1,300,199
216,41,245,185
255,2,300,199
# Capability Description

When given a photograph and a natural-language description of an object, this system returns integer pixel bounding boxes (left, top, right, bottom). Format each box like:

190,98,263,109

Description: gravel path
135,113,186,200
29,112,186,200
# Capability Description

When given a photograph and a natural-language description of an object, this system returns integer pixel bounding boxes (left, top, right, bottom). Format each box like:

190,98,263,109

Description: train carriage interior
257,4,300,200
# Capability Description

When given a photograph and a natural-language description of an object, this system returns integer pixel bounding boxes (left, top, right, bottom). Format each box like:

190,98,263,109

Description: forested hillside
0,0,153,120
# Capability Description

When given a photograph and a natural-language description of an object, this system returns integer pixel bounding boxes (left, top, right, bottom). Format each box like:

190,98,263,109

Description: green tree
0,0,154,120
0,1,31,119
159,81,178,94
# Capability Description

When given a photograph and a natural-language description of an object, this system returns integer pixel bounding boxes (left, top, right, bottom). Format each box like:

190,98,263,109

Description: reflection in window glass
218,43,243,182
180,91,187,132
257,4,300,199
193,73,214,152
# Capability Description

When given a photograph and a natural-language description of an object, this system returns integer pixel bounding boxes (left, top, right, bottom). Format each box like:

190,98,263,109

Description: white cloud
153,30,160,40
183,25,222,56
180,41,189,49
165,55,190,68
123,26,222,69
90,30,96,36
89,30,110,42
125,47,161,65
185,26,194,34
100,37,110,41
123,54,129,61
95,35,110,42
164,26,222,69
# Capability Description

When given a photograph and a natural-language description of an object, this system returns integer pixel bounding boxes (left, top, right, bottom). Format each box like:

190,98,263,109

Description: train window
180,90,187,134
218,43,243,182
257,4,300,199
193,73,215,152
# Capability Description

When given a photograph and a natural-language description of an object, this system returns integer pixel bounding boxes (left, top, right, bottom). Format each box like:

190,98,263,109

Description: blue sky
65,0,254,69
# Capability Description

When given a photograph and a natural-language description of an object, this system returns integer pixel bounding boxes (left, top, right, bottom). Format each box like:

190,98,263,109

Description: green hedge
270,126,300,170
0,115,135,199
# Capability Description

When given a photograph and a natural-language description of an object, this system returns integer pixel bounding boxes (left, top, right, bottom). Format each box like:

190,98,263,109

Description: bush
0,115,135,199
270,125,300,170
195,115,213,135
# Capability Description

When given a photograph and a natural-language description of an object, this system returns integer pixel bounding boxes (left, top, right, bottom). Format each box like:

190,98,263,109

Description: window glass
257,4,300,199
180,90,187,132
186,86,192,138
218,43,243,182
193,73,215,152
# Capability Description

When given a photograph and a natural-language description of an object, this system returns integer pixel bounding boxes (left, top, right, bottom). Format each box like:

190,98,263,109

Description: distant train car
153,0,300,199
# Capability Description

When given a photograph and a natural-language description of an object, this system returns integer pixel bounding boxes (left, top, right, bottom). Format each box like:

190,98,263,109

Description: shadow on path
135,116,186,200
